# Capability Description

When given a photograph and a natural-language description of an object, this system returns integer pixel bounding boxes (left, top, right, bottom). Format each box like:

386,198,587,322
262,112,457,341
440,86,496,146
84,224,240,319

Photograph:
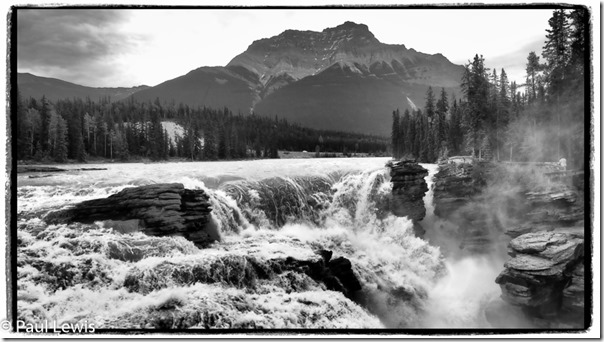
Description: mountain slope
128,66,260,114
254,61,460,135
17,72,148,102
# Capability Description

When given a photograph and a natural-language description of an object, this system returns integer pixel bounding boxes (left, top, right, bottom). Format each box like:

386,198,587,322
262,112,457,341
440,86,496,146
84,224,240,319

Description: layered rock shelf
495,228,585,328
387,159,428,235
44,183,215,246
505,185,584,238
432,157,485,219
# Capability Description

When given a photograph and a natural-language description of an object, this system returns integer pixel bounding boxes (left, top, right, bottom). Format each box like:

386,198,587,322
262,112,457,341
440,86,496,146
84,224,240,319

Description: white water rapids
16,158,504,329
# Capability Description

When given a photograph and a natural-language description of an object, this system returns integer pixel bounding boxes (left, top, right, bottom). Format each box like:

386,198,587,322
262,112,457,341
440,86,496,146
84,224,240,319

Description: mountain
131,21,464,135
17,72,149,102
20,22,465,136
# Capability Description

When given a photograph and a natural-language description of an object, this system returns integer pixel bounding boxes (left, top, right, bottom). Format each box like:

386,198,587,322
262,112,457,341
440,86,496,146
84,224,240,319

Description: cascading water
15,158,504,329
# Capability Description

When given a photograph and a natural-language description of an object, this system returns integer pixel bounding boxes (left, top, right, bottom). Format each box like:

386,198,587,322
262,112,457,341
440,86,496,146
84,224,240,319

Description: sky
16,7,555,88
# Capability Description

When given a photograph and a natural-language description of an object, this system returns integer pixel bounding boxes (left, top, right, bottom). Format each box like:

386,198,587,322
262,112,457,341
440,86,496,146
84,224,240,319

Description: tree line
15,96,389,163
391,8,587,169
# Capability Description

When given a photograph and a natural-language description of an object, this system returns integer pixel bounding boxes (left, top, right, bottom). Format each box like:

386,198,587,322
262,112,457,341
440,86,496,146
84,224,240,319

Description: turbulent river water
16,158,503,329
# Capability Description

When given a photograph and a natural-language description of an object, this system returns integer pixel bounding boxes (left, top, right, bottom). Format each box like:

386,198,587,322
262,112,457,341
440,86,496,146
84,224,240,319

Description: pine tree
401,109,412,157
448,98,463,155
39,96,51,152
53,115,68,162
525,51,542,103
543,9,571,99
435,88,449,156
74,132,87,162
203,122,217,160
425,86,436,125
391,109,401,158
461,54,490,156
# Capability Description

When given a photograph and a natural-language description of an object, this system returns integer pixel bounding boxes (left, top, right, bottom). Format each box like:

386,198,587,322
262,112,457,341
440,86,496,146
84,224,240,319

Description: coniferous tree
53,114,68,162
448,98,463,155
391,109,401,158
435,88,449,158
461,54,490,157
525,51,543,103
39,96,51,152
543,9,571,99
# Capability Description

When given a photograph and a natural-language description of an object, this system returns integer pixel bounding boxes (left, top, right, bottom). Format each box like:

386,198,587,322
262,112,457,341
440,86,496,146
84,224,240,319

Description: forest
14,95,389,163
391,8,587,170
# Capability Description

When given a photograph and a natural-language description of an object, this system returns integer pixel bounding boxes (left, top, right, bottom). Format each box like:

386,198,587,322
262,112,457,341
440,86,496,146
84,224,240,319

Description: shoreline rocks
44,183,215,246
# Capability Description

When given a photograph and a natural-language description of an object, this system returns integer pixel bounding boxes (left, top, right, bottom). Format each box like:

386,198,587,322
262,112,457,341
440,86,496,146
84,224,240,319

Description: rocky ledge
44,183,215,246
506,184,584,238
495,228,585,328
432,157,487,219
387,159,428,235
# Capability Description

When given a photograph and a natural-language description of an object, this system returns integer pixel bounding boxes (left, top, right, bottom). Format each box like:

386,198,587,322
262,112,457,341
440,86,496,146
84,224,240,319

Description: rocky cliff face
228,21,462,94
431,158,504,253
432,158,485,219
493,168,586,329
387,159,428,236
44,183,215,246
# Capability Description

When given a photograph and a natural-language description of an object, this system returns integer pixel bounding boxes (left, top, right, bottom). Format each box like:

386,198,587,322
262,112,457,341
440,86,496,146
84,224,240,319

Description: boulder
284,250,362,299
44,183,215,246
387,159,428,230
495,229,585,328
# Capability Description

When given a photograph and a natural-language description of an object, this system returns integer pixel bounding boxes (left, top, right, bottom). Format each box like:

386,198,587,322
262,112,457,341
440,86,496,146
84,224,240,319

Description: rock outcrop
495,228,585,328
44,183,215,246
505,185,584,238
387,159,428,235
123,248,362,300
432,157,485,219
17,165,108,173
432,157,501,252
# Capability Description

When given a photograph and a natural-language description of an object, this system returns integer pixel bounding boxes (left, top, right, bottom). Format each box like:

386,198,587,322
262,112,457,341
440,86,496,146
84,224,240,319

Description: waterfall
17,161,450,329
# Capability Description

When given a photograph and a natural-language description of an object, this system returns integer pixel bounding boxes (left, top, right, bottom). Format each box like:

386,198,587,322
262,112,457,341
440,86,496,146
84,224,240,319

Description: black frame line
6,3,595,337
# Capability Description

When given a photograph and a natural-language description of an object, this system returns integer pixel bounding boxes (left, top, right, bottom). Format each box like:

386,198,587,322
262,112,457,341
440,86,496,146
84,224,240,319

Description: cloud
17,9,148,87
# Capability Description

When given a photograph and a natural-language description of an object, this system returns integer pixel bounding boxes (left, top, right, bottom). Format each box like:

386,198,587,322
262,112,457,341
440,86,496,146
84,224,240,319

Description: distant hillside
17,72,149,102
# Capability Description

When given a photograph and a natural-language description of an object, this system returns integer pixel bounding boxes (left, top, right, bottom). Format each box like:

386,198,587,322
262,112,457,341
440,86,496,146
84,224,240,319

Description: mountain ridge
17,72,149,102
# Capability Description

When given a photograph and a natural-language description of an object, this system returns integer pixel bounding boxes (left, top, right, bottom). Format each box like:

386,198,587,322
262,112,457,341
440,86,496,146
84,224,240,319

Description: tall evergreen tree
543,9,571,99
525,51,542,103
435,88,449,157
391,109,401,158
